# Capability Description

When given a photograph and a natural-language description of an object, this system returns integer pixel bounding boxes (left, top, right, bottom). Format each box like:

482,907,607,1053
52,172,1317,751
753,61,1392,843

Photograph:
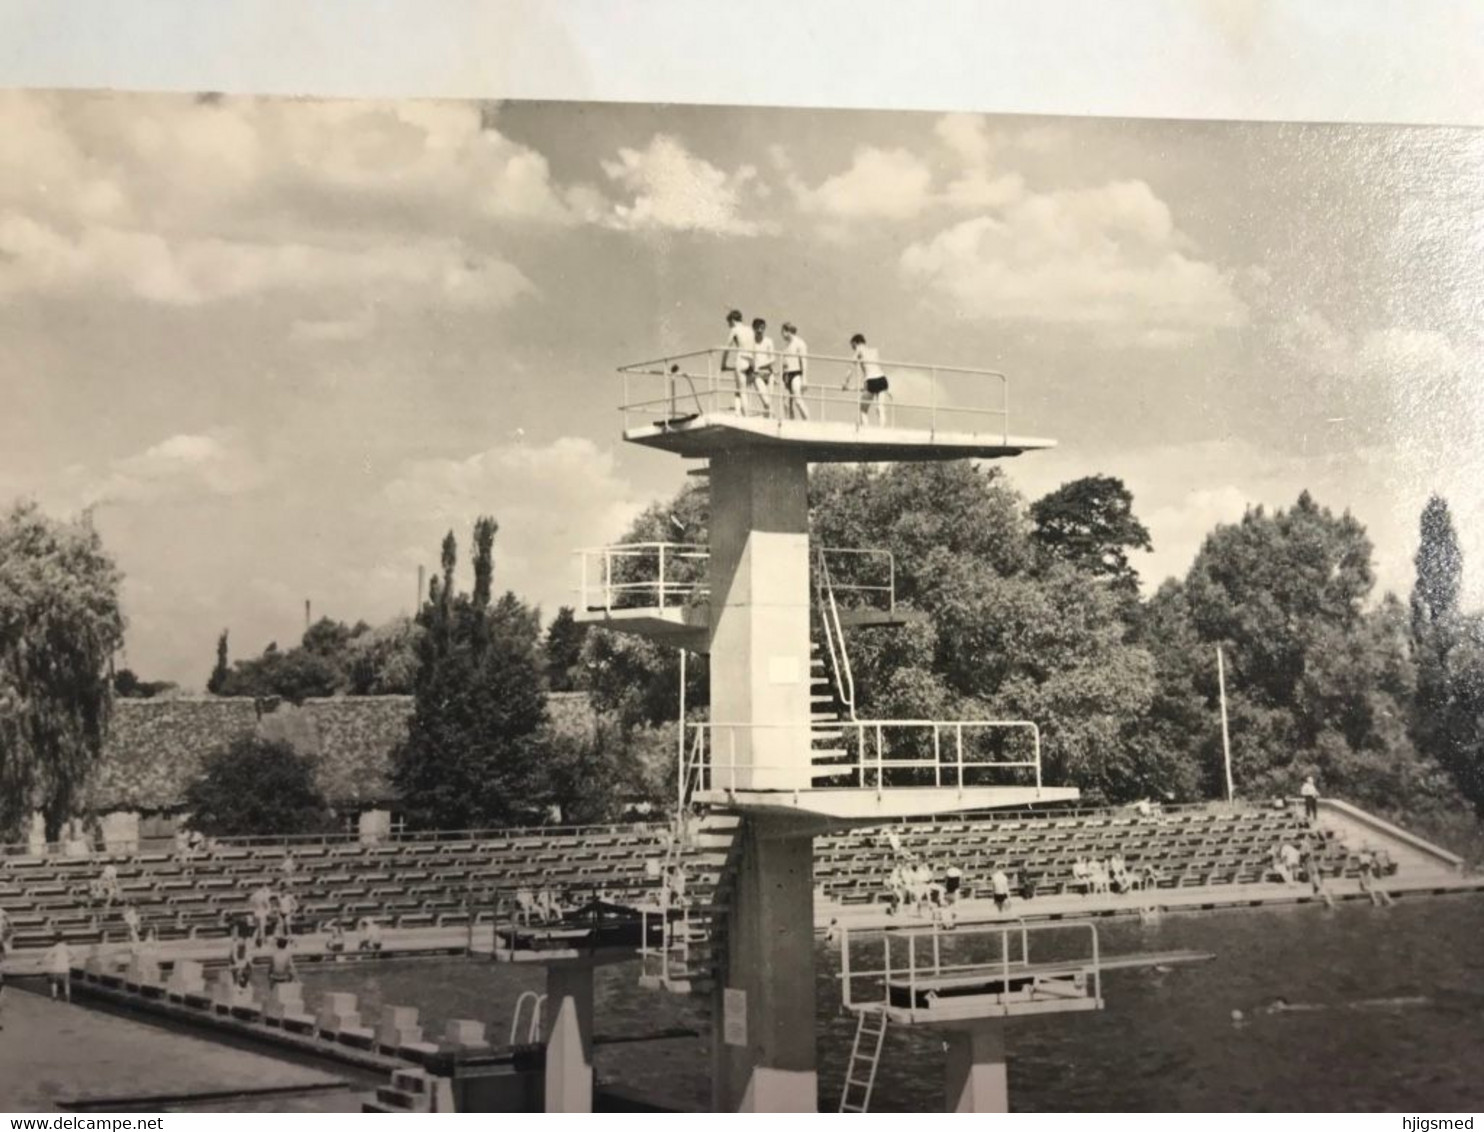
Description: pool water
301,896,1484,1112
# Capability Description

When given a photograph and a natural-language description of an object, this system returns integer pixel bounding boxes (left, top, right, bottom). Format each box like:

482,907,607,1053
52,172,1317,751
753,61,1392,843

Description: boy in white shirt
780,322,810,420
843,333,890,426
43,936,73,1002
746,318,775,417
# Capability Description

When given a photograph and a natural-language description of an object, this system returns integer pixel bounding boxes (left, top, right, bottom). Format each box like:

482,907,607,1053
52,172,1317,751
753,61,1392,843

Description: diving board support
544,962,596,1113
943,1019,1008,1113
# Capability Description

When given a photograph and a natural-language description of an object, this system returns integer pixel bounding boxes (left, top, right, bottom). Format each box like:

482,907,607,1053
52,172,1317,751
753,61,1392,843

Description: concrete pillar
714,822,818,1112
707,449,813,792
944,1020,1009,1113
544,963,596,1113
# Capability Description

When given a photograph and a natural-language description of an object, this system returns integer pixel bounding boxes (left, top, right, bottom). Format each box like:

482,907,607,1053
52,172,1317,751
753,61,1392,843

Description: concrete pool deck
0,987,363,1112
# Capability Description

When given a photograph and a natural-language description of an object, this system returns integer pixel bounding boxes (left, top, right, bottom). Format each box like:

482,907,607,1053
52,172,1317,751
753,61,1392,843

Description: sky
1,92,1481,687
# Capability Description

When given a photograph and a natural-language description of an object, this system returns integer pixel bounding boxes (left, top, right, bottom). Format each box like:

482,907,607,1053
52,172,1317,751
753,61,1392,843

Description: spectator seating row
0,824,733,951
813,804,1372,905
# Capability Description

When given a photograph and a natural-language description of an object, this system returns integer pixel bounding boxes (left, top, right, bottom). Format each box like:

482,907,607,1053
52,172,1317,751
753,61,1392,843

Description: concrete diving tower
576,344,1076,1111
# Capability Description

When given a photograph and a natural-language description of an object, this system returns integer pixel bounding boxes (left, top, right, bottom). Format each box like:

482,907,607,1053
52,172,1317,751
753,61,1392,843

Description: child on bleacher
325,920,347,956
357,917,384,953
277,889,298,936
121,903,141,944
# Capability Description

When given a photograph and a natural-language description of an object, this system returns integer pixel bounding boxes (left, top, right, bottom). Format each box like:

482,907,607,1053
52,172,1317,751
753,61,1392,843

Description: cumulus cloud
376,436,647,614
83,431,266,507
0,92,565,308
0,92,581,235
899,180,1246,333
0,212,533,307
789,146,936,222
599,134,765,236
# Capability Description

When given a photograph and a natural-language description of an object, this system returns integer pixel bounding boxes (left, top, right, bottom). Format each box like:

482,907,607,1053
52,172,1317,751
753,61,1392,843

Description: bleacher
0,824,733,952
814,804,1372,906
0,804,1402,952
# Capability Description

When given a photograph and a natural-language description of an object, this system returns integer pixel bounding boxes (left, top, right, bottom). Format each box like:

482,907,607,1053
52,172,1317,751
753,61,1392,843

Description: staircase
812,547,859,787
638,810,742,995
838,1009,890,1112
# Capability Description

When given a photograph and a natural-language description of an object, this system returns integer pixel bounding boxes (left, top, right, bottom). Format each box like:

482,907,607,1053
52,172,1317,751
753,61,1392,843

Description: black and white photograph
1,5,1482,1117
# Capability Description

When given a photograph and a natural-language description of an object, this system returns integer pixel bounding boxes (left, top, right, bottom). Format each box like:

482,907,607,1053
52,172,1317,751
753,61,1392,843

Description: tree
543,607,589,692
207,630,230,694
183,736,333,837
390,518,549,829
0,502,126,840
1410,496,1465,784
113,669,177,699
1030,475,1153,595
344,616,422,694
1147,492,1459,812
1412,494,1462,639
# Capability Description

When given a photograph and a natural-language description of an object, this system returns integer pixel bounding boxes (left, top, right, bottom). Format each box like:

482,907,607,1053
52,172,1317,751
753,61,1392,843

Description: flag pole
1217,645,1234,804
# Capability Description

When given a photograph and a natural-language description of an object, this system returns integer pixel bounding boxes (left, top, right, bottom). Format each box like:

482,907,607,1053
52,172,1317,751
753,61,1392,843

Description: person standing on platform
843,333,889,426
722,309,751,415
1300,776,1320,823
780,322,810,420
746,318,776,417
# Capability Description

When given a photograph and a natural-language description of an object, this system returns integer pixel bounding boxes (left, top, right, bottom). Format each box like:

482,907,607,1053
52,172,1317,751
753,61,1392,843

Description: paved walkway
0,986,361,1112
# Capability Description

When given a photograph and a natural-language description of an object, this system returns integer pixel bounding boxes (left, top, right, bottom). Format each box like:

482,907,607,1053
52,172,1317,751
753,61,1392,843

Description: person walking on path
1300,776,1320,823
42,936,73,1002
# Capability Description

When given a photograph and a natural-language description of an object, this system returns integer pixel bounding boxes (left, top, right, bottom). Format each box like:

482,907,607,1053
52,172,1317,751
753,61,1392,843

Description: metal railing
576,541,709,614
816,548,857,720
838,918,1102,1022
686,719,1042,794
575,542,897,620
617,348,1011,440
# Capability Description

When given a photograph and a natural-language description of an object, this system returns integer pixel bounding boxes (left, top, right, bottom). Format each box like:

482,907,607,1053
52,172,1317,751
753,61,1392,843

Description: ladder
838,1008,890,1112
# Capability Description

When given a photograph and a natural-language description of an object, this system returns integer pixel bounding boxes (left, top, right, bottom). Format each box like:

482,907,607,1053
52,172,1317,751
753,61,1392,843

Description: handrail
687,719,1043,793
837,919,1102,1020
616,347,1012,442
816,547,857,721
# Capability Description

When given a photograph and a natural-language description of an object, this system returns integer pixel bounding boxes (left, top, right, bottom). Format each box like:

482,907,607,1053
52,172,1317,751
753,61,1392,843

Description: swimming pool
301,895,1484,1111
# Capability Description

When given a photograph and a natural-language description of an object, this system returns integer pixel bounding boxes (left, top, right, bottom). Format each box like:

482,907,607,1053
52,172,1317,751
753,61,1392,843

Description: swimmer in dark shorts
845,333,890,426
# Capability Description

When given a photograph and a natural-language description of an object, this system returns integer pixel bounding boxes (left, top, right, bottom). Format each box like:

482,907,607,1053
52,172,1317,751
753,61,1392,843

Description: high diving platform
618,348,1056,464
625,411,1057,464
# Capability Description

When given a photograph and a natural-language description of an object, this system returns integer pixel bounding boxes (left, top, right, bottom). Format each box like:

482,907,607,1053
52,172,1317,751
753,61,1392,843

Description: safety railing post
956,724,965,791
933,726,942,788
908,933,917,1021
603,549,613,614
882,934,892,1015
930,365,938,433
857,725,866,789
1034,725,1042,791
841,928,852,1010
866,721,878,795
657,543,667,612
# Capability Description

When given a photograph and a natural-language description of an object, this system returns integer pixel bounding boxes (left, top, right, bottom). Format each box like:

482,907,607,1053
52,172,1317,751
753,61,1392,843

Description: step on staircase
363,1067,441,1113
639,811,742,995
811,640,856,787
